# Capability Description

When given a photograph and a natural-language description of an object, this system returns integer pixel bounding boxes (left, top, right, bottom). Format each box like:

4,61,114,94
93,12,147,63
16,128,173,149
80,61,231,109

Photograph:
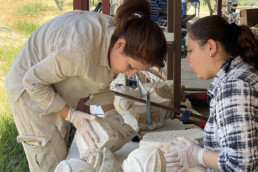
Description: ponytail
236,25,258,69
111,0,167,68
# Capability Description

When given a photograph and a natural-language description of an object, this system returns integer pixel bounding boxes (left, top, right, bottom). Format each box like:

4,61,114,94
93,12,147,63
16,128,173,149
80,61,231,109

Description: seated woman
165,15,258,172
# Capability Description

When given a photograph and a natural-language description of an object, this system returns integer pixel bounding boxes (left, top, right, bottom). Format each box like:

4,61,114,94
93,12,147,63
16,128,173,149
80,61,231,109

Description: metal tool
145,92,152,125
135,73,147,98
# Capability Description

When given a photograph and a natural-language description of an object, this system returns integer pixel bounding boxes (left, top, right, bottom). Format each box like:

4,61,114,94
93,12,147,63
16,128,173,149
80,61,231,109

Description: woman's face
109,39,152,78
185,35,216,80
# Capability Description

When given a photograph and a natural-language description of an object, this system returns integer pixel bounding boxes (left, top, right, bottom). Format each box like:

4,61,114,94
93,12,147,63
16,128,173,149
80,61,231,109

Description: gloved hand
66,108,99,148
164,137,206,171
104,109,124,124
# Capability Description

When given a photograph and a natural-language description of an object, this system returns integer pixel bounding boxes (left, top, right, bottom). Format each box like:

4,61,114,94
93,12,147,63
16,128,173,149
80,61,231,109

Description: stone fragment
122,146,166,172
55,148,122,172
75,116,136,157
55,158,96,172
81,148,122,172
140,128,206,172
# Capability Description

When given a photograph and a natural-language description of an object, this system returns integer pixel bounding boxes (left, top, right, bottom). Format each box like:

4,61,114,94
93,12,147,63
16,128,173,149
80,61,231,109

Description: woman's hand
65,108,99,148
164,137,206,171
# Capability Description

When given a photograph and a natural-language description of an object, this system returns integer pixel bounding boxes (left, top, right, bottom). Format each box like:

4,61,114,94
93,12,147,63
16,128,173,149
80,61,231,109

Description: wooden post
167,0,174,80
217,0,222,16
102,0,110,15
73,0,90,113
73,0,89,11
167,0,181,118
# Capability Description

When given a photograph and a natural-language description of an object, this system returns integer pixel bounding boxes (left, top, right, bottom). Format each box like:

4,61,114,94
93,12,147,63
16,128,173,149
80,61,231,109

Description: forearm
203,150,221,171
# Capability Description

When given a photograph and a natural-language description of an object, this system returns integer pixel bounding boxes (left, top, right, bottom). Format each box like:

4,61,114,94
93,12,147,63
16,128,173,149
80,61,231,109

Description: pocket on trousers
17,134,59,170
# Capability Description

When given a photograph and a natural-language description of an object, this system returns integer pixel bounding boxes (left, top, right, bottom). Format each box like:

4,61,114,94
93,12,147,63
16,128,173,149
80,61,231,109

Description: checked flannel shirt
204,56,258,172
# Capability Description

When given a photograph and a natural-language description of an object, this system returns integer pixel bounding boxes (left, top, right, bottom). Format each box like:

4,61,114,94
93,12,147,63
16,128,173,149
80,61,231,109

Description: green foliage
13,22,39,35
0,105,29,172
16,2,50,16
54,0,65,11
0,46,20,74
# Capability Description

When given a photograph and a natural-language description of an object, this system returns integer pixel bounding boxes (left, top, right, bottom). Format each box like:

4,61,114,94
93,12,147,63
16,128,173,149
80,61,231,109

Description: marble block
75,116,136,158
122,146,166,172
81,148,122,172
55,158,96,172
143,80,174,100
55,148,122,172
140,128,206,172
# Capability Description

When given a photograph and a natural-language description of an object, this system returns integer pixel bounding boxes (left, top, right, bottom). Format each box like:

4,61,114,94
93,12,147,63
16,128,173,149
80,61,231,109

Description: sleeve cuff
40,93,66,116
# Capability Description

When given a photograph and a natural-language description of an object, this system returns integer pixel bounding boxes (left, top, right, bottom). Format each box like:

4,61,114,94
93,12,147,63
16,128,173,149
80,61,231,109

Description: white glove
66,108,98,148
164,137,206,171
104,109,124,124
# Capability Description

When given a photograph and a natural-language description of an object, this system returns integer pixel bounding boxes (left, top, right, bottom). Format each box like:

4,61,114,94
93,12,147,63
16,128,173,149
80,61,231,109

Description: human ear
207,39,217,56
114,39,126,50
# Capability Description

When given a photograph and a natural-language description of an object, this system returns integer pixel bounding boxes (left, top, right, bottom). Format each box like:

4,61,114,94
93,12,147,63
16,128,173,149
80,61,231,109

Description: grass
0,105,29,172
0,46,20,73
13,22,39,35
16,2,51,16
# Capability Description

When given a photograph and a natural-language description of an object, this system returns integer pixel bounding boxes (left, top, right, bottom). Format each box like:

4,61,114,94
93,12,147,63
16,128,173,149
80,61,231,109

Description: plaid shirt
204,56,258,172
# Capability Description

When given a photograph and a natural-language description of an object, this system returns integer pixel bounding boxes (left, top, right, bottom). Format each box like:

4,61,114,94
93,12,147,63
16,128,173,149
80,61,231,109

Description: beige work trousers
8,91,70,172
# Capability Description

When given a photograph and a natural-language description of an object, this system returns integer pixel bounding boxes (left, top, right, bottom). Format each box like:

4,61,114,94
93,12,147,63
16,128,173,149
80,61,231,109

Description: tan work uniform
5,10,115,172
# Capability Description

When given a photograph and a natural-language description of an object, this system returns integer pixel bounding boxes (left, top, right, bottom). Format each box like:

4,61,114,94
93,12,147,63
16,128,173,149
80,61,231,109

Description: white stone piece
81,149,103,171
140,128,206,172
75,116,136,158
110,73,127,90
122,146,166,172
113,86,171,132
55,158,96,172
99,148,122,172
81,148,122,172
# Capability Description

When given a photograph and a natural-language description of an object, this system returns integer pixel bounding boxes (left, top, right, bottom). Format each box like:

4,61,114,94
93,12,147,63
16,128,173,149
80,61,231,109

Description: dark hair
188,15,258,69
110,0,167,68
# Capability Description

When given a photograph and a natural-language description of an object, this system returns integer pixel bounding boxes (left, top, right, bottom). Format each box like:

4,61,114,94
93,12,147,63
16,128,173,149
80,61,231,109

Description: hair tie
132,11,149,19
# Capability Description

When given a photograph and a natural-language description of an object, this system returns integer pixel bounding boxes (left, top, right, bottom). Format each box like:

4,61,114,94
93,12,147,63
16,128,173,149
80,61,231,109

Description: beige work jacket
5,10,116,116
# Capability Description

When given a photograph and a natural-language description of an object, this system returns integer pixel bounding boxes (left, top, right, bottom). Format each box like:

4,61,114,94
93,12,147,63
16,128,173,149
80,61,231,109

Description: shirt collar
208,56,242,96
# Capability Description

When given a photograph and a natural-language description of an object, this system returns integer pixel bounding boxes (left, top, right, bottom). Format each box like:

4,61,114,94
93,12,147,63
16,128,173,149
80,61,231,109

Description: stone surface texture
81,148,122,172
55,158,96,172
55,148,122,172
122,146,166,172
75,116,136,158
140,128,206,172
